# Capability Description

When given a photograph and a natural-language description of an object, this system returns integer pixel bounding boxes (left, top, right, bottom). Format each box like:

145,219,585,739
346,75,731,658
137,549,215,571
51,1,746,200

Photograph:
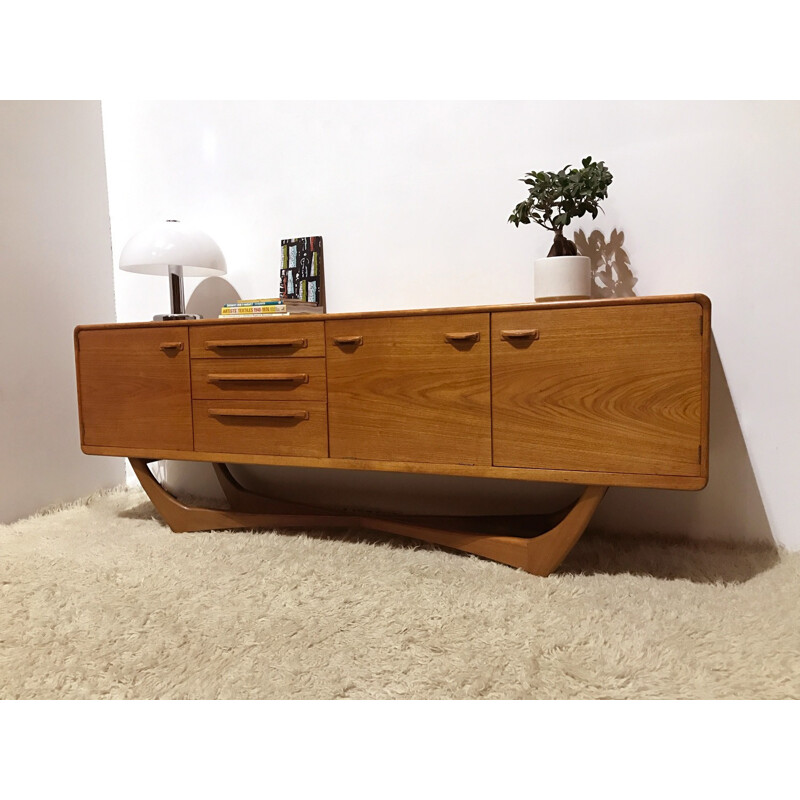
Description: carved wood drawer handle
206,338,307,349
160,342,184,352
501,329,540,341
207,373,309,383
444,332,480,343
208,408,309,420
333,336,363,346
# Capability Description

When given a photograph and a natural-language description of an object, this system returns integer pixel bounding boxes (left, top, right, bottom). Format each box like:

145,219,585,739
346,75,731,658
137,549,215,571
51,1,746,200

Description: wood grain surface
190,357,327,401
492,302,705,476
189,321,325,358
83,442,708,490
74,296,711,490
76,327,193,451
326,314,491,465
74,294,709,330
193,399,328,458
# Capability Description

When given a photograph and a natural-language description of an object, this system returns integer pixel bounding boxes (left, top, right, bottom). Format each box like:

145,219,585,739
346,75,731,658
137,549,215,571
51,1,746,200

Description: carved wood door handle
444,332,481,343
500,329,539,341
205,338,307,350
208,408,309,420
207,373,309,383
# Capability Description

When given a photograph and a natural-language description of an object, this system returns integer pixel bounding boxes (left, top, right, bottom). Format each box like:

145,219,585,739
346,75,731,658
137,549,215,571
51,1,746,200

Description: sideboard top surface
74,294,711,332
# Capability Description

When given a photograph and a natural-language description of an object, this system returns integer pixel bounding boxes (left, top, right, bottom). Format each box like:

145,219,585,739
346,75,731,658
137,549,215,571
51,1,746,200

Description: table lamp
119,219,227,320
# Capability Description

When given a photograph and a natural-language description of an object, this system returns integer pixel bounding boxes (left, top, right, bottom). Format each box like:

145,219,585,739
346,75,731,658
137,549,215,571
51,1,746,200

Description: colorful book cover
220,304,287,315
224,298,283,308
218,312,289,318
280,236,324,306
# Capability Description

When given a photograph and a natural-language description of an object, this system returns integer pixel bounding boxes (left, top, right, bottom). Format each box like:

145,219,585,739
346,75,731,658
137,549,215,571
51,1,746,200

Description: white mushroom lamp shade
119,219,227,320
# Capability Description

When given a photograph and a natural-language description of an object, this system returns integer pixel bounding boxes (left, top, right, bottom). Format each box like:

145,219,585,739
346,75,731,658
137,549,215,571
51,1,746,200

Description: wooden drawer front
191,357,327,401
190,321,325,359
491,303,705,476
193,400,328,457
326,314,491,465
77,327,193,451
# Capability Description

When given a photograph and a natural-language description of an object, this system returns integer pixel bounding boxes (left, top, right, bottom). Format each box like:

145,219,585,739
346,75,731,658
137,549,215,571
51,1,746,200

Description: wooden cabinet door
491,302,706,477
326,314,491,465
76,327,193,451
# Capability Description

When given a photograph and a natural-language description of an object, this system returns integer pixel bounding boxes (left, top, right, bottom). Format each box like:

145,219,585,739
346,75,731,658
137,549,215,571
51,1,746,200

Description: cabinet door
76,327,193,451
491,303,705,477
326,314,491,465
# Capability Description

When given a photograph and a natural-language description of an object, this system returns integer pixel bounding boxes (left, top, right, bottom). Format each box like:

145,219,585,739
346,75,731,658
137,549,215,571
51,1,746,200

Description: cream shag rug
1,486,798,700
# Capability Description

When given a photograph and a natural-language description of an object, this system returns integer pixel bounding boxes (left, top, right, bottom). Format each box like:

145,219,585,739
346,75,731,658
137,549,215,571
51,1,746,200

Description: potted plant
508,156,613,301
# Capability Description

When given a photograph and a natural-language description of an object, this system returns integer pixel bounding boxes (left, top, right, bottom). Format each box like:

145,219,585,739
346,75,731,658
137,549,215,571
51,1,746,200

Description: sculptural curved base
130,459,608,576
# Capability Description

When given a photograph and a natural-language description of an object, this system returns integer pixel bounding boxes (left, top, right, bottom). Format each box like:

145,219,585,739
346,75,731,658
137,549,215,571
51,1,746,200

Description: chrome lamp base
153,312,202,321
153,264,203,321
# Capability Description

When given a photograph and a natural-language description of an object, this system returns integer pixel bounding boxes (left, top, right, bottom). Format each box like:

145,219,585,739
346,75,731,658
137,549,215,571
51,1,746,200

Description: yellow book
220,304,287,315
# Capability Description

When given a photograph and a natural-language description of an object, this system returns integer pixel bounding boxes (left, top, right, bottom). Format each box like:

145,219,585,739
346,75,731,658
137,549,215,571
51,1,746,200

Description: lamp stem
167,264,185,316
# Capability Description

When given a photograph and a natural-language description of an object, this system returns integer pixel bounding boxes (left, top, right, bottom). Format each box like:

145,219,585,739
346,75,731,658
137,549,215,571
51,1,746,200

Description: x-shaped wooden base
130,458,608,576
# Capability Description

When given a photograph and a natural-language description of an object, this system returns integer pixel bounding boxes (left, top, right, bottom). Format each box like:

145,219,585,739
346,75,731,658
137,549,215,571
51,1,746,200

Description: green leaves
553,213,569,228
507,157,613,239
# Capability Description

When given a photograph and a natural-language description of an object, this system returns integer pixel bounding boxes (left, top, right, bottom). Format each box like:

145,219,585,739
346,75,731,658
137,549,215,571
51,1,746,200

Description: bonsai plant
509,156,613,300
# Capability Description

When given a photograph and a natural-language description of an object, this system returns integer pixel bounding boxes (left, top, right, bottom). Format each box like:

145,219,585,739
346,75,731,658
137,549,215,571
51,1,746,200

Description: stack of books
218,298,289,318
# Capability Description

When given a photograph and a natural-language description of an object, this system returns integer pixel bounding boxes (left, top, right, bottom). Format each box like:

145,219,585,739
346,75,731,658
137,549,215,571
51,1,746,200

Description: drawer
193,400,328,458
191,357,327,401
190,321,325,359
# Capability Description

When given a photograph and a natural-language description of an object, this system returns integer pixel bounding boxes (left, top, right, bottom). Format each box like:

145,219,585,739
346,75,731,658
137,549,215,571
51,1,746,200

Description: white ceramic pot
534,255,591,301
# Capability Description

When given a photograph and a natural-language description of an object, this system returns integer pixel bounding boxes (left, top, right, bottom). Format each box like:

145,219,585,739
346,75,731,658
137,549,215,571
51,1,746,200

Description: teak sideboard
74,294,710,575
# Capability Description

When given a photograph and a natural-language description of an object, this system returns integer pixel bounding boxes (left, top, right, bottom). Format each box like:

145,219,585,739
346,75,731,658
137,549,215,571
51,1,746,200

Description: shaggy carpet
1,486,798,700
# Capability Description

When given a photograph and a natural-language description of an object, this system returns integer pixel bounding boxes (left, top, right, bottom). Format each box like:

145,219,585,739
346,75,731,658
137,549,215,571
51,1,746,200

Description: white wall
0,101,123,523
102,101,800,550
